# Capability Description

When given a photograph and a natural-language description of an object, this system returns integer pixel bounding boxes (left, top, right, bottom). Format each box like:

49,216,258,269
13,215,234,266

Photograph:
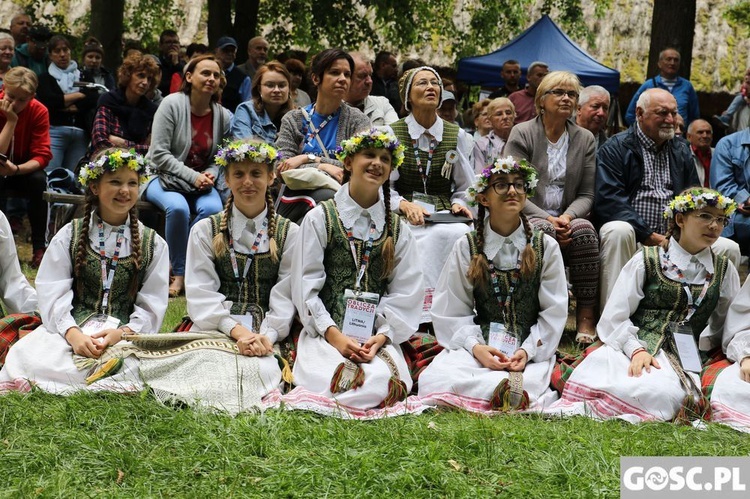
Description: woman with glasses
505,70,600,344
230,61,294,145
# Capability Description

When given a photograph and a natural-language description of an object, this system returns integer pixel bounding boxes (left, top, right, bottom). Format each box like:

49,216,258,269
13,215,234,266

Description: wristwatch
307,154,318,163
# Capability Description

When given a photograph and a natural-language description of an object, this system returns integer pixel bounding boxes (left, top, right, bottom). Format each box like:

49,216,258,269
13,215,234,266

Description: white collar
482,218,527,260
665,237,715,274
405,114,444,142
231,204,267,238
89,211,132,241
334,183,386,232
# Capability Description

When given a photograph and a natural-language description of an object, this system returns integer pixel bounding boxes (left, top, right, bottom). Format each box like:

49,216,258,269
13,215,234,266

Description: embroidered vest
318,199,401,329
467,229,544,343
391,118,460,211
209,213,291,315
630,246,727,355
69,218,156,325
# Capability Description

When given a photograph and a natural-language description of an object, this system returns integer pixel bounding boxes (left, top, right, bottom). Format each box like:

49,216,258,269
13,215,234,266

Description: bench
42,191,165,237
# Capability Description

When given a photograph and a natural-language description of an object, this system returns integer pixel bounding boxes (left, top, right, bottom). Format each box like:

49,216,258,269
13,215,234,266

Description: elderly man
237,37,268,79
508,61,548,123
576,85,610,149
371,51,402,115
625,47,699,126
345,53,398,126
9,13,31,47
488,59,521,99
710,128,750,254
214,36,251,113
686,119,713,186
11,24,51,77
596,88,739,307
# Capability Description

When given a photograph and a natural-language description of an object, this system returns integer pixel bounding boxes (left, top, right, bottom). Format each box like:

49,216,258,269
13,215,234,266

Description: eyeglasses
413,78,440,88
490,180,527,195
545,89,578,99
692,212,730,227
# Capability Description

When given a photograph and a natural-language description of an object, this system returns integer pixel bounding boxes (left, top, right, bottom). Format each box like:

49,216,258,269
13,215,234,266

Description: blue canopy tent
457,15,620,93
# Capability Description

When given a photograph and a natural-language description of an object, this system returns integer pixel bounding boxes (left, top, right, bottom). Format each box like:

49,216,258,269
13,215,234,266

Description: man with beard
576,85,610,149
595,88,739,307
9,13,31,47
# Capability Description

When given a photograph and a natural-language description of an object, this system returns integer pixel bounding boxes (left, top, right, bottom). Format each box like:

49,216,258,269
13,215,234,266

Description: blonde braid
75,191,97,296
467,204,489,288
380,181,395,279
212,193,234,257
661,218,677,252
519,213,537,277
266,190,279,263
127,205,142,298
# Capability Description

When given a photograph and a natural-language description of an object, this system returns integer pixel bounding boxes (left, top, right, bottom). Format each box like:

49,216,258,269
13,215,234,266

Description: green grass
2,392,750,498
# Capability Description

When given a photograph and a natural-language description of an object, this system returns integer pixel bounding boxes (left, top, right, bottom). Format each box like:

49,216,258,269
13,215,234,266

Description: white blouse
430,218,567,362
292,184,423,344
599,237,740,358
185,205,298,343
722,272,750,363
389,114,475,210
0,212,37,314
37,213,170,337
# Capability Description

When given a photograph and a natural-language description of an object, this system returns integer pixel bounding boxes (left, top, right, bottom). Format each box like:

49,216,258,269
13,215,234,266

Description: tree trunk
647,0,696,79
233,0,261,65
207,0,232,51
90,0,125,70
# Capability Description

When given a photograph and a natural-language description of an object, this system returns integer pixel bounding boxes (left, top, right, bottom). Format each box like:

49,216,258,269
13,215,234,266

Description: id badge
488,322,519,358
341,289,379,344
412,192,436,214
670,322,702,373
79,313,120,339
230,314,254,332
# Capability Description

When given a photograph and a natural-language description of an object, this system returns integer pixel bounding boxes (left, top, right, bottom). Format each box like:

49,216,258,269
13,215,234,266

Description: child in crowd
418,157,567,412
549,188,739,422
0,149,170,393
288,128,423,414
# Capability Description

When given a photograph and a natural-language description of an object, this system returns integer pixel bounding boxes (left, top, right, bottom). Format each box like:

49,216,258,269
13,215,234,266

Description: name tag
488,322,519,358
670,322,702,373
230,314,254,332
80,313,120,342
341,289,379,344
412,192,436,214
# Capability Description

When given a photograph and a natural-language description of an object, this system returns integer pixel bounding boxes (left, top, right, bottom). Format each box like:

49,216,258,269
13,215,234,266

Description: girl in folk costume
418,157,567,412
0,149,170,393
549,188,739,423
288,128,424,415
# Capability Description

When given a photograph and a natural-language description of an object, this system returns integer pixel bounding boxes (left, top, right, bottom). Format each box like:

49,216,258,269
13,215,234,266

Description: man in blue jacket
625,48,700,127
596,88,739,307
710,128,750,255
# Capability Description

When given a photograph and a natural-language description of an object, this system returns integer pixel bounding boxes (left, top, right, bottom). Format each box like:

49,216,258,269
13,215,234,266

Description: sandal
575,315,597,344
169,275,184,298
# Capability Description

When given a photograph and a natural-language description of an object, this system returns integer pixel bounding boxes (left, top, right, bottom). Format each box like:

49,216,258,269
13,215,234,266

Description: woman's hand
90,327,125,349
740,357,750,383
472,344,511,371
628,350,661,377
547,215,572,246
0,159,19,177
108,135,128,148
399,200,430,226
194,172,215,190
325,326,365,361
231,324,273,356
450,203,473,219
507,349,528,372
0,99,18,124
277,154,310,172
357,334,388,363
317,162,344,184
65,327,105,359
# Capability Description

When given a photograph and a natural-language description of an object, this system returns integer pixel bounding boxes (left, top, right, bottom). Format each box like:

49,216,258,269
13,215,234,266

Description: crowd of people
1,15,750,430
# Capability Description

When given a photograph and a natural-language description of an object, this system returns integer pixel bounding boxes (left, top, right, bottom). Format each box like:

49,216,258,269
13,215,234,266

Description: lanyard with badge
487,253,522,358
661,251,712,373
79,219,126,337
411,137,438,213
303,106,337,149
227,218,268,331
341,220,380,344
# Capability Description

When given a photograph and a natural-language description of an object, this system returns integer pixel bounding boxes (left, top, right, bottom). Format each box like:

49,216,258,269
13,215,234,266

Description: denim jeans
143,178,223,275
48,126,88,173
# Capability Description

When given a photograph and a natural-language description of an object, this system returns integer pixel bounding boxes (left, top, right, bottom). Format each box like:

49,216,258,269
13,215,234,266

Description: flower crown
78,149,151,187
466,156,539,207
335,128,405,168
215,140,281,168
663,189,737,219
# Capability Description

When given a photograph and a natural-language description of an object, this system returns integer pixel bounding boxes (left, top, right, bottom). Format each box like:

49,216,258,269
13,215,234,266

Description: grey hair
635,90,653,112
527,61,549,74
578,85,609,107
658,47,680,61
687,119,711,135
0,32,14,45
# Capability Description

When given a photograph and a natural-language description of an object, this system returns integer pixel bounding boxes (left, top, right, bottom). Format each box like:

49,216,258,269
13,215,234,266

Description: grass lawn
4,227,750,497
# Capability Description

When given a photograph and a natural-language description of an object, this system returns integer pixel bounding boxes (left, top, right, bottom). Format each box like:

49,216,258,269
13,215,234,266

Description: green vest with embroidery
69,218,156,325
391,118,460,211
209,213,291,315
318,199,401,329
630,246,727,355
467,229,544,343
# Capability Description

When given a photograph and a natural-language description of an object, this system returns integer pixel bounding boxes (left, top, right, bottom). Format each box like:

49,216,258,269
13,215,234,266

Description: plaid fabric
0,313,42,365
401,333,444,394
91,106,150,156
701,348,730,401
550,340,604,394
631,123,673,235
